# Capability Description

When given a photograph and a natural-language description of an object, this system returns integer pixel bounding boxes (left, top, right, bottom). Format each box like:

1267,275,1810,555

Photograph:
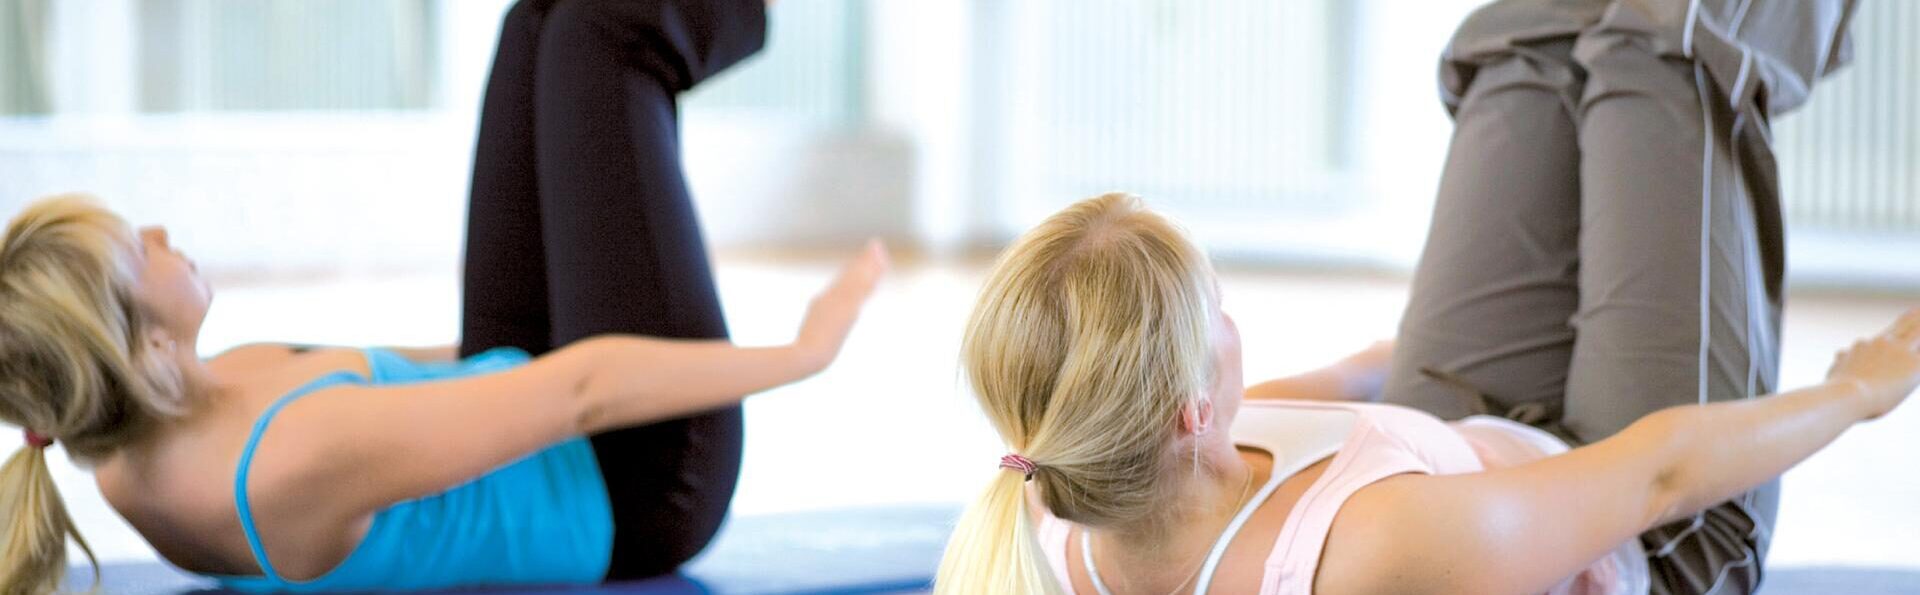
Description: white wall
0,0,917,277
1,0,1916,288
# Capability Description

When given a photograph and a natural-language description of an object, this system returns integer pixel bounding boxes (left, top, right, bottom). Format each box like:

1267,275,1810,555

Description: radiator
1773,0,1920,235
992,0,1352,221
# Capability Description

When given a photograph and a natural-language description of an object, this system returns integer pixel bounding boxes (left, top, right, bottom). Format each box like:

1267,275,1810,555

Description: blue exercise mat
1758,566,1920,595
73,504,1920,594
73,505,954,594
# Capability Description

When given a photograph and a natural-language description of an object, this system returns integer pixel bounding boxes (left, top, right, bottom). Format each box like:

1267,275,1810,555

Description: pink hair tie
23,430,53,449
999,454,1038,480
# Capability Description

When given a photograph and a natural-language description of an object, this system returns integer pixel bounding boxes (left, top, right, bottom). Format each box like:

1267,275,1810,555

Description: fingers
847,239,890,293
815,240,891,316
861,239,891,282
1892,307,1920,349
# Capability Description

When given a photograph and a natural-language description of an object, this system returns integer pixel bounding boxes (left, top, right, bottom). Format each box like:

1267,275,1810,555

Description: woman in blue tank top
0,0,847,592
0,194,885,593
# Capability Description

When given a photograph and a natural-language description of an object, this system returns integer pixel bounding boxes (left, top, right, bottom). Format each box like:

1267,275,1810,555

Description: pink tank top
1034,400,1648,594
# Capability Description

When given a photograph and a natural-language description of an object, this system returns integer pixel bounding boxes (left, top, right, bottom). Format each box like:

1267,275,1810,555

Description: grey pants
1383,1,1856,594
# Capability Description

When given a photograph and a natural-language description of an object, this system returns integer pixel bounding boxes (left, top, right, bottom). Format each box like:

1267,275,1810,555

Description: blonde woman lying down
936,194,1916,595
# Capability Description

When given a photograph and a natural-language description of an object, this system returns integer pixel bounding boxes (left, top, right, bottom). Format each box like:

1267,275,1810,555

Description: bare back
95,345,378,580
1056,450,1333,594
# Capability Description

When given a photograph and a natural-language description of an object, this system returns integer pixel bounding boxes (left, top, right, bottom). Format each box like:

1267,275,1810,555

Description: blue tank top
208,347,615,592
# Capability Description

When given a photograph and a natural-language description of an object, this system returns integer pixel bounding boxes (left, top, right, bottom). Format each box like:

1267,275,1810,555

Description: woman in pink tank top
935,193,1920,594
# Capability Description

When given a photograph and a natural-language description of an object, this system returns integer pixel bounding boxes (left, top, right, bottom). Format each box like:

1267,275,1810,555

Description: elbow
1631,407,1701,527
1646,466,1689,529
791,343,836,378
569,374,605,436
561,340,612,436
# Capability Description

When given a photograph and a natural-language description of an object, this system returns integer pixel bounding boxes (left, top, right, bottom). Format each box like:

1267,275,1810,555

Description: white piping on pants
1731,47,1754,109
1694,62,1768,595
1732,105,1778,546
1731,111,1760,403
1652,60,1720,559
1683,0,1704,58
1695,61,1714,413
1702,543,1758,595
1732,109,1762,532
1729,0,1757,35
1653,514,1708,558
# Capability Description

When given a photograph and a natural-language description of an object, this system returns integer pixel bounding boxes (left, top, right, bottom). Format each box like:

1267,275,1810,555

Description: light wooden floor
45,254,1920,571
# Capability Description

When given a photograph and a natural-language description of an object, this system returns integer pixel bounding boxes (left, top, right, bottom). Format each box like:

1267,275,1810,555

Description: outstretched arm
304,241,889,515
378,345,459,363
1318,309,1920,595
1245,340,1393,402
210,343,459,367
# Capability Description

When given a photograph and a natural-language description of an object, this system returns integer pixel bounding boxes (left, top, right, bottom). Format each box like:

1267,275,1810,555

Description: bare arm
567,336,833,432
1244,340,1392,402
301,241,888,514
380,344,459,363
1319,309,1920,595
210,342,458,366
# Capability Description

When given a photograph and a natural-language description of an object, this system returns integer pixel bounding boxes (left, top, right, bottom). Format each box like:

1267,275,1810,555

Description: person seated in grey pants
1384,1,1858,593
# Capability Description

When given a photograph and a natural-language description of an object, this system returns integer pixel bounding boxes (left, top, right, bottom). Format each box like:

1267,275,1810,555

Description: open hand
1828,307,1920,420
796,239,890,367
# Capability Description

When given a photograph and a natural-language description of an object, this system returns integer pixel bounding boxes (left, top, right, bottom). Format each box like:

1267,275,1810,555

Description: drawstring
1418,366,1554,428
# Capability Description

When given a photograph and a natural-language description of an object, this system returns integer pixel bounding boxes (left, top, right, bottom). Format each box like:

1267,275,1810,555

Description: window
0,0,49,115
1773,0,1920,234
983,0,1359,224
971,0,1432,263
975,0,1920,272
685,0,865,124
136,0,440,112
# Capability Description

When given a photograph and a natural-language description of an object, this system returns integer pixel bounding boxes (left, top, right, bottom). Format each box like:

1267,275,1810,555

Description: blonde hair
0,194,191,593
937,193,1220,593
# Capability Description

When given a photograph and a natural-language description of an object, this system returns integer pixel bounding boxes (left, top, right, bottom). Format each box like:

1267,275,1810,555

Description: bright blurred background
2,0,1918,582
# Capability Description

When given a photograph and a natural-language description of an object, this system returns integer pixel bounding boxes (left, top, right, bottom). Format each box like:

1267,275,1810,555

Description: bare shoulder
95,433,273,575
207,343,298,374
209,344,375,387
239,359,582,513
186,384,381,577
1313,474,1439,595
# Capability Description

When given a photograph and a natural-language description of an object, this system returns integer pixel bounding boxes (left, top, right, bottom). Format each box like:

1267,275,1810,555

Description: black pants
458,0,766,580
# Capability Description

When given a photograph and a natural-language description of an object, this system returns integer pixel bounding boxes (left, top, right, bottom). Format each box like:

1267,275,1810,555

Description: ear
1179,398,1215,436
143,326,177,354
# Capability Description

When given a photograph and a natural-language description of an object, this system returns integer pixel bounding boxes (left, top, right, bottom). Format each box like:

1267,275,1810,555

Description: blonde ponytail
0,194,189,593
936,470,1059,594
937,193,1220,593
0,443,98,594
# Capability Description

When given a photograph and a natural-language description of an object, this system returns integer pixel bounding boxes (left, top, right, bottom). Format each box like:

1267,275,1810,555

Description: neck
160,346,230,423
62,343,224,460
1102,439,1255,555
1087,440,1258,594
175,340,213,386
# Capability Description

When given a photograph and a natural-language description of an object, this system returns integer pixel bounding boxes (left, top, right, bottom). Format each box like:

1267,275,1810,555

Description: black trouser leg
461,0,551,358
461,0,766,579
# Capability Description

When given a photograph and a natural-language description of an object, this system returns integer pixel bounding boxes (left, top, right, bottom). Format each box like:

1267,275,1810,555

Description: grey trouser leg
1381,39,1587,436
1573,21,1777,595
1378,0,1855,591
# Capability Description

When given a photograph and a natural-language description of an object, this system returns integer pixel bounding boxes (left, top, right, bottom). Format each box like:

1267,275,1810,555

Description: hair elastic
23,429,53,449
999,453,1038,480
